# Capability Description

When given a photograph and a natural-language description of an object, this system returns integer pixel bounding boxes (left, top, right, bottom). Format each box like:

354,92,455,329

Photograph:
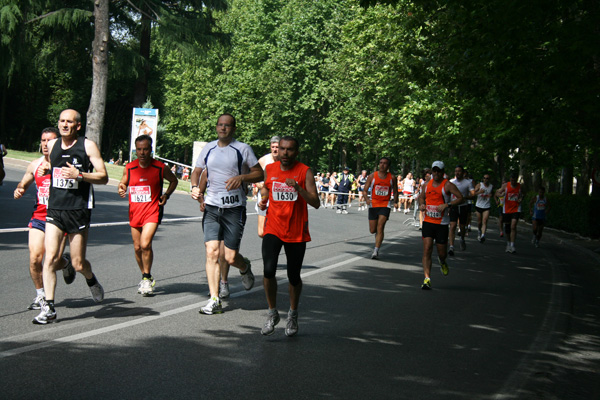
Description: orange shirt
370,172,394,208
424,179,450,225
503,182,521,214
264,161,311,243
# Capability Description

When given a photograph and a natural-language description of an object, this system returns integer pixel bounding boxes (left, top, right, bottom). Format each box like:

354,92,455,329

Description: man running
418,161,463,289
14,127,75,310
448,165,474,256
191,113,262,314
362,157,399,259
356,170,368,210
33,109,109,324
255,136,279,237
473,174,493,243
530,187,549,248
496,172,523,253
118,134,178,296
258,136,320,336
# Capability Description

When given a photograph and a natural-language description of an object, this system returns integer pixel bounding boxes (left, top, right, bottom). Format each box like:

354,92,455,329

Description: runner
530,186,549,248
448,165,474,256
255,136,279,237
402,172,415,214
335,167,354,214
13,127,75,310
33,109,109,324
190,113,263,314
258,136,320,336
321,172,331,207
418,161,463,289
118,134,178,296
496,172,523,253
362,157,399,259
473,174,493,243
356,170,368,210
396,175,403,212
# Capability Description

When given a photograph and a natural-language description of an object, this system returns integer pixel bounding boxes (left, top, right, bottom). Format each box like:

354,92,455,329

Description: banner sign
130,108,159,161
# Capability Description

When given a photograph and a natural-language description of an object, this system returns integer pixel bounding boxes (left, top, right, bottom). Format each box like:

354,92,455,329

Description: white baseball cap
432,161,445,170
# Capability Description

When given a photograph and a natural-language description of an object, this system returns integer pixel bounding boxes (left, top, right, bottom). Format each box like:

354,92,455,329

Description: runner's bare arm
159,163,179,206
225,163,263,190
190,167,204,200
13,159,38,199
362,174,374,206
118,166,128,198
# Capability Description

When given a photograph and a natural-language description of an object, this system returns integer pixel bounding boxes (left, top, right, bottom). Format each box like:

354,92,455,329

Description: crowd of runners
10,110,550,335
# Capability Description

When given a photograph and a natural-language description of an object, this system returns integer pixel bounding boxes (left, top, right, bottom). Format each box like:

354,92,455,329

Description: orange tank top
424,179,450,225
264,161,311,243
370,172,394,208
503,182,521,214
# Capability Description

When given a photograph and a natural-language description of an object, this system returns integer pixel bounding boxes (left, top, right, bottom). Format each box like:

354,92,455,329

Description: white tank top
475,182,493,209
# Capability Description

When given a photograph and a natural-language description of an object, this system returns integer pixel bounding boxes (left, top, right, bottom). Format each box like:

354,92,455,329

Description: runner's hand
118,182,127,198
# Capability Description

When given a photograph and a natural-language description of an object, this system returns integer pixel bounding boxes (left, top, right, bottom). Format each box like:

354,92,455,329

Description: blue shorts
28,218,46,232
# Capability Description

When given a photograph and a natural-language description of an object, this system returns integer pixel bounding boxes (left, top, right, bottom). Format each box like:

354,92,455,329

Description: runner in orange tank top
495,172,523,253
362,157,399,259
258,136,320,337
418,161,463,290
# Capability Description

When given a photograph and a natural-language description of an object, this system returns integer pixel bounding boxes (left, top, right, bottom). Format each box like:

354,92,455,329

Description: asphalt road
1,162,599,400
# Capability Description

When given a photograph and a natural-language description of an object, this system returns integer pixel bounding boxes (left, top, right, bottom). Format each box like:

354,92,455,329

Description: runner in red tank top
13,128,75,311
495,172,522,253
362,157,399,259
118,135,178,296
258,136,320,337
418,161,463,290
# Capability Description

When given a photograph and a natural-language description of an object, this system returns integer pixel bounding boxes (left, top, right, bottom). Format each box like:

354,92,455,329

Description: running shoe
509,245,516,254
62,253,76,285
371,249,379,260
421,278,432,290
240,257,255,290
336,209,342,214
89,281,105,303
505,243,511,253
200,297,223,315
342,210,348,214
32,300,56,325
448,246,455,256
285,310,299,337
219,280,230,299
531,235,536,244
438,257,449,276
480,235,486,244
137,277,155,296
477,232,482,242
393,208,396,212
460,238,466,251
27,294,44,310
261,310,280,336
535,240,539,248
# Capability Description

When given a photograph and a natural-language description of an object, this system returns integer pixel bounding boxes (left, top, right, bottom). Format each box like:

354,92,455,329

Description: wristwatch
77,172,84,182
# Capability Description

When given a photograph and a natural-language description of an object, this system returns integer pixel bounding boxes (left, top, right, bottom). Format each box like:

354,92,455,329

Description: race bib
37,186,49,206
374,185,389,197
130,186,151,203
508,193,519,201
272,181,298,202
426,204,442,219
52,168,78,190
218,190,242,207
536,202,546,210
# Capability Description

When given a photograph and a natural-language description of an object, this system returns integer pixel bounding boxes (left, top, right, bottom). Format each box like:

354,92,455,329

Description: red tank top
370,172,394,208
32,158,51,221
503,182,521,214
424,179,450,225
264,161,311,243
126,159,165,224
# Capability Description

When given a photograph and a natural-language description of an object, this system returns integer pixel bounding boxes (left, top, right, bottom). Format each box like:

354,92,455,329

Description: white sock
36,288,45,297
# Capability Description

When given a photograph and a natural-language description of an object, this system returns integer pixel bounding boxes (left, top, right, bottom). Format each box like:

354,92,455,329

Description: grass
7,148,191,193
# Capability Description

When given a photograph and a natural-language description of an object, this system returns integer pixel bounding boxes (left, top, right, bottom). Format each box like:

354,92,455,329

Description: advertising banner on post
130,108,159,162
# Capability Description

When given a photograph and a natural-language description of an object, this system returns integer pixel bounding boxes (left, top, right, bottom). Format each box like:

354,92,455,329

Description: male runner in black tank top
33,109,109,324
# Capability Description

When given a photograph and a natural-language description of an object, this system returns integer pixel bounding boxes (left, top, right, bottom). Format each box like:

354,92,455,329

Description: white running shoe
261,310,280,336
336,209,342,214
90,281,104,303
137,277,155,296
32,300,56,325
200,297,223,315
371,249,379,259
27,294,44,310
505,243,511,253
285,310,299,337
342,210,348,214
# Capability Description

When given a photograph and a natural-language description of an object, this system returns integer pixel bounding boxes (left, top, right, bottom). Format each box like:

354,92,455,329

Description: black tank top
49,137,94,210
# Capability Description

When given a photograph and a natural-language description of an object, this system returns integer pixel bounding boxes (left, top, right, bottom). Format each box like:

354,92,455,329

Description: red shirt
264,161,311,243
503,182,521,214
370,172,394,208
32,158,51,221
126,159,165,227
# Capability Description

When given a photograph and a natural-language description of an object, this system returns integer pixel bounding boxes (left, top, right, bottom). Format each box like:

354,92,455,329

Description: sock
86,274,98,287
268,308,278,315
510,242,514,246
374,247,379,253
289,309,298,317
36,288,45,297
142,273,152,280
46,300,55,311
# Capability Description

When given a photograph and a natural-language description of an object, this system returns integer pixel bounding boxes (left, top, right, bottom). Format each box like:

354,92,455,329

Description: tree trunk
86,0,109,146
561,166,574,195
133,12,152,108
